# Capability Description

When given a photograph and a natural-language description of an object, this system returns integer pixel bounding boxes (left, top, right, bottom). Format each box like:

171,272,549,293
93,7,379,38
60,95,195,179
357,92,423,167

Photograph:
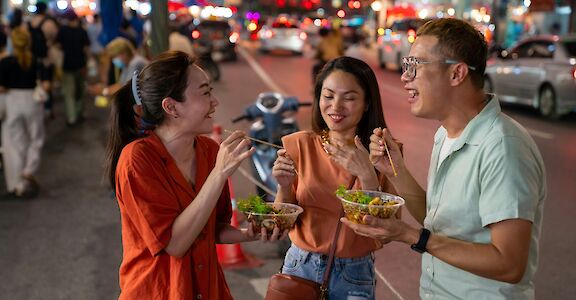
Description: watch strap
411,228,431,254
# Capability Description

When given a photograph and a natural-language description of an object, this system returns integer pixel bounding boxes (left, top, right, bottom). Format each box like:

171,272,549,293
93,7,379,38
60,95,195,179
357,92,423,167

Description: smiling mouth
328,114,345,121
205,110,216,118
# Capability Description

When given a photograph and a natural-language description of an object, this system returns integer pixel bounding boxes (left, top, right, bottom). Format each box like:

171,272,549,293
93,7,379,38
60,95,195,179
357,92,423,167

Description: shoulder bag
264,177,356,300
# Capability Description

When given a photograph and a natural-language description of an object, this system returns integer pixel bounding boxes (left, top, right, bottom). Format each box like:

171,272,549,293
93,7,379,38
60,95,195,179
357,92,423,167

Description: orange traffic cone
211,124,263,269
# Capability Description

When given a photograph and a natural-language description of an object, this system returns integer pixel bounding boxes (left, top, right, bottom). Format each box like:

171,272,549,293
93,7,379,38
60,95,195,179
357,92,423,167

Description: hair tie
131,70,143,106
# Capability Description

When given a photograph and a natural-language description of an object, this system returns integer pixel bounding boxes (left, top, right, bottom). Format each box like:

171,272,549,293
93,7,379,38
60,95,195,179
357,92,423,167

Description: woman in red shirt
104,51,283,300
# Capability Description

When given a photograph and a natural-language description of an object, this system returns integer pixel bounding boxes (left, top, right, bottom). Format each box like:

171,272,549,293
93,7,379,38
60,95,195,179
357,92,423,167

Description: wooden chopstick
224,129,284,149
382,138,397,177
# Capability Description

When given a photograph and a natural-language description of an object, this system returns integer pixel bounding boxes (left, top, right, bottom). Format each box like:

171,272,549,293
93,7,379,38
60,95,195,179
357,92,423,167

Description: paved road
1,42,575,299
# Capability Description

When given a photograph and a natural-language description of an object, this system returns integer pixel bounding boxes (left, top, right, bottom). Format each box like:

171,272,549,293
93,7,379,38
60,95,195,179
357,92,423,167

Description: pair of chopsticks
224,129,397,177
224,129,283,149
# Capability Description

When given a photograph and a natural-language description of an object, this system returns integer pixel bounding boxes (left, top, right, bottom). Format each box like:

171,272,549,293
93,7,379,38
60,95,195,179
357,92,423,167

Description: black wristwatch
411,228,431,254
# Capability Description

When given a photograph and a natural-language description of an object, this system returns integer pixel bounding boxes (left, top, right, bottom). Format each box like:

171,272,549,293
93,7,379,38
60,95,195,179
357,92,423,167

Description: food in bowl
335,185,405,224
237,195,303,233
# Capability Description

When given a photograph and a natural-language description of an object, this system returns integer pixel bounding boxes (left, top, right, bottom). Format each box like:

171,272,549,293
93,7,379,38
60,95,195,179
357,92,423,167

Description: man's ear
449,63,470,86
161,97,179,118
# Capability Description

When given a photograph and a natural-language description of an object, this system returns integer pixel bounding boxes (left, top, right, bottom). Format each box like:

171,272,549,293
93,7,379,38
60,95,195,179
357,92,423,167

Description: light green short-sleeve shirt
421,97,546,299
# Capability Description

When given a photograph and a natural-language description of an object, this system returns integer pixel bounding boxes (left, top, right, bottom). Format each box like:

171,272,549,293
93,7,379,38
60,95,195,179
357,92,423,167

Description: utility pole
149,0,169,57
570,0,575,33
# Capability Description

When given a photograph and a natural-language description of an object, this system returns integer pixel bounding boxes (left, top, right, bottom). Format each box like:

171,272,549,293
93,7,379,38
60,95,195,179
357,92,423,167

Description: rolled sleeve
479,137,541,227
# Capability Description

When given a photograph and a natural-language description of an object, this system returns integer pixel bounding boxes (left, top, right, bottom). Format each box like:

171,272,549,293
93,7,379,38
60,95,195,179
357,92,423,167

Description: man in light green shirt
342,18,546,299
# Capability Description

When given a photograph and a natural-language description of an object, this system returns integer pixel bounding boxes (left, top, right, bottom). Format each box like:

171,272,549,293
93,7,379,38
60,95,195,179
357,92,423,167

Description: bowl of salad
237,195,303,233
335,185,404,224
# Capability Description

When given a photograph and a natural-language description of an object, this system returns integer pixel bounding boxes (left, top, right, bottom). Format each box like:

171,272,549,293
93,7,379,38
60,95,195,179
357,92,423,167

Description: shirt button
196,294,202,299
426,267,431,273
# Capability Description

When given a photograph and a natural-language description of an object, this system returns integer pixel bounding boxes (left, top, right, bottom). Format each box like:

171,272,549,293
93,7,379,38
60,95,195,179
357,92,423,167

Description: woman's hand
214,130,255,178
243,222,289,242
272,149,296,188
323,136,375,181
369,128,404,177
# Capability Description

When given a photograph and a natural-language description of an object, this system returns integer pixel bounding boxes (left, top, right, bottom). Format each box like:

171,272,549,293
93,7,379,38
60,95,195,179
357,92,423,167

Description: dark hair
312,56,387,149
417,18,487,89
36,3,47,14
105,51,196,188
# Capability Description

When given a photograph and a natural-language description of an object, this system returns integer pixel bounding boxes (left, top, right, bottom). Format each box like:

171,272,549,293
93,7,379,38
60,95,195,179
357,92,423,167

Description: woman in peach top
272,56,397,299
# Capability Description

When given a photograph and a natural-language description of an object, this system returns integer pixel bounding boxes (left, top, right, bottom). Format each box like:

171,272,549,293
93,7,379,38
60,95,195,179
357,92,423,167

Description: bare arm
272,149,298,204
369,128,427,224
343,216,532,283
164,132,255,257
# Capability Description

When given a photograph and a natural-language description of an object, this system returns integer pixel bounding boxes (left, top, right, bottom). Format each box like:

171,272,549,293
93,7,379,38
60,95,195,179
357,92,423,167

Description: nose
212,95,220,107
332,97,344,109
400,70,412,83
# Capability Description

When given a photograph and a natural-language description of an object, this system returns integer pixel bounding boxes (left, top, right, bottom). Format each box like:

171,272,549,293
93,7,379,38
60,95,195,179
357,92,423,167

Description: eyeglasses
401,56,477,80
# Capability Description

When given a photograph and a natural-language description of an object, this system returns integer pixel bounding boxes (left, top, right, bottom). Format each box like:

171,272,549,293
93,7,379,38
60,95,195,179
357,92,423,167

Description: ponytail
104,80,142,189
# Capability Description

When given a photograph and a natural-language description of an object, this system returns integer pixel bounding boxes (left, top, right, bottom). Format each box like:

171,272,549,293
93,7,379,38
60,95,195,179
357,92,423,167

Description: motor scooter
232,92,311,202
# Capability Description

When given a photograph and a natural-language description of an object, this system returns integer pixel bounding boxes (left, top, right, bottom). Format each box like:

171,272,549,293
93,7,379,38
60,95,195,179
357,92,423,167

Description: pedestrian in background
89,37,148,99
343,18,546,299
105,50,286,299
0,27,50,198
56,10,89,126
272,56,398,300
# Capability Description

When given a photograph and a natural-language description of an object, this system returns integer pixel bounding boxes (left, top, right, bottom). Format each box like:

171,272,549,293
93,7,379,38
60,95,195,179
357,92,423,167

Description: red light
337,9,346,18
192,30,201,39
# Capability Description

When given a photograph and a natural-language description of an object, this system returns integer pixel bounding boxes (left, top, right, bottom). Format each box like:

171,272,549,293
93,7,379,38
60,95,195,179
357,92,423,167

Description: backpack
28,17,49,59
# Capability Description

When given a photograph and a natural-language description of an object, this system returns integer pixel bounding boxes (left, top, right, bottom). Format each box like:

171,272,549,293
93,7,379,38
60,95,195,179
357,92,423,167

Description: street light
371,1,382,12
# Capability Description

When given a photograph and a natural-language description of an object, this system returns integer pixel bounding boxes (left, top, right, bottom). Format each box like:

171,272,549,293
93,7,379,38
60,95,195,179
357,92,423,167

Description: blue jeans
281,244,375,300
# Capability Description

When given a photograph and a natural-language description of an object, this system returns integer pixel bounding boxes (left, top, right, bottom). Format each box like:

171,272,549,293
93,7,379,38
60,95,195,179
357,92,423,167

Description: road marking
249,278,269,298
526,128,554,140
376,268,406,300
240,44,406,300
237,46,287,95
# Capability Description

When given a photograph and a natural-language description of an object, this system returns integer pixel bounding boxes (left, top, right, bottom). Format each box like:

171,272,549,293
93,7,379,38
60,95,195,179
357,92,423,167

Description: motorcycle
232,92,311,202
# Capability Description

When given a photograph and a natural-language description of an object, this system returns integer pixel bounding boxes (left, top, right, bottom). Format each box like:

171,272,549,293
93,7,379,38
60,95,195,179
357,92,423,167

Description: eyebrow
322,87,360,95
198,82,210,89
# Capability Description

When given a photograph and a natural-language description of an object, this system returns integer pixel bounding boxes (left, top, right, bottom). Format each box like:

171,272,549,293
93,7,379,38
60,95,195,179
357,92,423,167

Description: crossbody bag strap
320,176,356,294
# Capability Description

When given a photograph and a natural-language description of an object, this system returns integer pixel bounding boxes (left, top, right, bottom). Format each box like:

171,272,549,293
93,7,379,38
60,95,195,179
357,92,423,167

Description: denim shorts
281,244,375,300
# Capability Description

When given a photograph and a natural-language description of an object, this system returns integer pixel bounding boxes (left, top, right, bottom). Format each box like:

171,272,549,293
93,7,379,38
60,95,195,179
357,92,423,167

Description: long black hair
104,51,196,188
311,56,387,149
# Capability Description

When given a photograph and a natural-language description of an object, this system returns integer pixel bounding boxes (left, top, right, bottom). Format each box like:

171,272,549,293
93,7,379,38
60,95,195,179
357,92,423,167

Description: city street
1,42,575,299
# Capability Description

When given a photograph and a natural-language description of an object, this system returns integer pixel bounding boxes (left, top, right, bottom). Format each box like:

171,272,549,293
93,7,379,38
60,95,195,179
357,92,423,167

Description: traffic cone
211,124,263,269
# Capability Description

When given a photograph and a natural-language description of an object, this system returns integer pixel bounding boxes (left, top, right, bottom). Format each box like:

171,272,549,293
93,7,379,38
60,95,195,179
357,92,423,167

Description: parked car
484,35,576,119
259,17,307,55
190,20,238,61
377,18,432,70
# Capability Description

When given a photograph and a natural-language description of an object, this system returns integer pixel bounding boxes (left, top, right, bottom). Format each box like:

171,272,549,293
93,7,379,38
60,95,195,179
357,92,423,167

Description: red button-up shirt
116,133,233,300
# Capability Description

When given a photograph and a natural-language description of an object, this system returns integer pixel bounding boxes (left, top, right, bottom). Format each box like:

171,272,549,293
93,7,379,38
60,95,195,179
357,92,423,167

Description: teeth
329,114,344,120
409,90,418,97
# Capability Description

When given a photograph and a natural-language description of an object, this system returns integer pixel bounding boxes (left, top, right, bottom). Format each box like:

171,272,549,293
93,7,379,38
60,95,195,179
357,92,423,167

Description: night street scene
0,0,575,299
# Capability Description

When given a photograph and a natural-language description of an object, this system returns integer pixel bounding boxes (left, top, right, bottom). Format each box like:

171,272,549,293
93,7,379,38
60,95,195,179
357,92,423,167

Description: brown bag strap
320,176,356,292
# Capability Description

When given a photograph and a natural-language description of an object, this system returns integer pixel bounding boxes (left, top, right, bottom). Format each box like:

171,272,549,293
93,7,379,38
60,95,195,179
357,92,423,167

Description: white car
485,35,576,119
259,19,307,55
377,18,431,70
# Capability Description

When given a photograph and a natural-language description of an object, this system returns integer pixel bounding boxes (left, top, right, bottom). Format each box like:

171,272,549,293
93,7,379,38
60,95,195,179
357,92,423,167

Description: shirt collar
434,94,500,148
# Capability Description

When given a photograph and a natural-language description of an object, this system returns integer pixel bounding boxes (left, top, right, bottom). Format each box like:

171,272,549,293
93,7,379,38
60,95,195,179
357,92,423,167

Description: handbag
265,177,356,300
32,82,48,103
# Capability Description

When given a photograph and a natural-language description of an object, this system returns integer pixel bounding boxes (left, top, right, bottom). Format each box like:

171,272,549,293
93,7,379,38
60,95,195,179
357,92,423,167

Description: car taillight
299,32,307,40
407,29,416,43
191,30,201,39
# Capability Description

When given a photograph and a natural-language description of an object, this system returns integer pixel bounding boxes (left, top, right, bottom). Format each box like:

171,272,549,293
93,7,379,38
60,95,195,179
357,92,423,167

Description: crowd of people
1,5,547,300
0,4,149,199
